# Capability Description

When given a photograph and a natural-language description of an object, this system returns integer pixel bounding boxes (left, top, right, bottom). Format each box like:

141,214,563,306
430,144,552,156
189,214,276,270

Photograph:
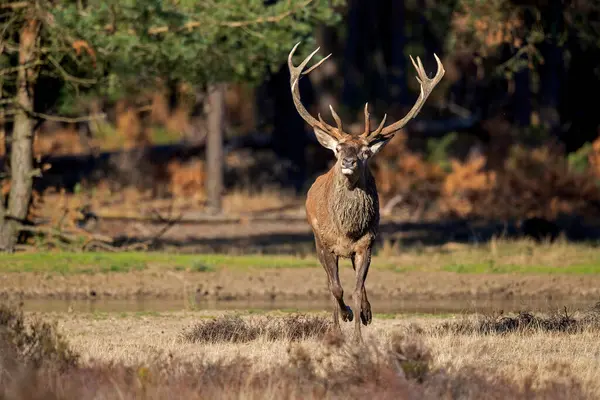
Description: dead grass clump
0,303,79,370
182,314,331,343
181,315,262,343
181,314,332,344
437,307,600,335
265,314,332,341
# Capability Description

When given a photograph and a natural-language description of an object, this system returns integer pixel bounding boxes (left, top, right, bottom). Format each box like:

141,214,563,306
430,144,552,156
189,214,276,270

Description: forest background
1,0,600,252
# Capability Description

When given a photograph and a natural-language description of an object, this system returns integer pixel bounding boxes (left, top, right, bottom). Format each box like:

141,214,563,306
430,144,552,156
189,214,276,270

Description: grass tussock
181,314,332,343
0,307,589,399
437,304,600,335
0,303,79,371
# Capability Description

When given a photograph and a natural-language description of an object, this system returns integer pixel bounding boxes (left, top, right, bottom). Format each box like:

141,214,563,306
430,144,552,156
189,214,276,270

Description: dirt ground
3,268,600,305
28,310,600,398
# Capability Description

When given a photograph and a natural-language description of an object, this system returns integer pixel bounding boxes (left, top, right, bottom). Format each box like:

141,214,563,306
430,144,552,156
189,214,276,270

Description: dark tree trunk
205,83,225,213
0,19,40,251
512,62,531,127
387,0,410,107
341,0,370,110
0,51,5,220
561,44,600,152
538,2,564,137
512,8,536,128
418,0,443,74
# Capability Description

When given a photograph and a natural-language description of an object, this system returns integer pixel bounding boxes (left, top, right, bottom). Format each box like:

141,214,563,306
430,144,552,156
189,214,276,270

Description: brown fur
306,158,379,258
305,139,381,342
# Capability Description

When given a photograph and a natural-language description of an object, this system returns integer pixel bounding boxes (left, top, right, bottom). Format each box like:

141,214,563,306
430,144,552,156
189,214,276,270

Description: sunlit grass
0,252,321,274
1,238,600,275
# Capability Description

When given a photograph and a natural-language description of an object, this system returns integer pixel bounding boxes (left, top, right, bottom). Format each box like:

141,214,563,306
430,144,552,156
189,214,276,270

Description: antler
288,42,347,140
362,103,387,138
361,53,445,141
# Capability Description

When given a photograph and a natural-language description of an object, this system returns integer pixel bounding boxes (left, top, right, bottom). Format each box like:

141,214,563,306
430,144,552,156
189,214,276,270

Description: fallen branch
81,240,117,252
0,2,28,9
4,104,108,124
95,211,309,225
18,224,114,247
145,202,184,247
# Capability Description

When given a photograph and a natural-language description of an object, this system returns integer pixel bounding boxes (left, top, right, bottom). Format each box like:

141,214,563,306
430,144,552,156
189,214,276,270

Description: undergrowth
180,314,332,343
0,303,79,371
436,304,600,335
0,303,591,399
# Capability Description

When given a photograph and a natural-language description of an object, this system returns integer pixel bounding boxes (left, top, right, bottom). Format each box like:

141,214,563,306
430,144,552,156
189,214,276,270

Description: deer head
288,42,445,185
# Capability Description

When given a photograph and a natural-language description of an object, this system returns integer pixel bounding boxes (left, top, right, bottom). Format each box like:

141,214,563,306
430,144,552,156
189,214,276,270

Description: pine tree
0,0,343,250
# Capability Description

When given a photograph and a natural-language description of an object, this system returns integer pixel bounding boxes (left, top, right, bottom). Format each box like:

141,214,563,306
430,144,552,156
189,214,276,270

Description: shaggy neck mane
328,168,378,239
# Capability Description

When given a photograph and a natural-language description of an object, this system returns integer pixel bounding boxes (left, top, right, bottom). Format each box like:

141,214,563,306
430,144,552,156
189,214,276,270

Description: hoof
360,302,372,326
341,305,354,322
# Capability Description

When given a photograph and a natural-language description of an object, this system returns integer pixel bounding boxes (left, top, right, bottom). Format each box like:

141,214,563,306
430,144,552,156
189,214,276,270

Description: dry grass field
2,239,600,399
2,305,600,399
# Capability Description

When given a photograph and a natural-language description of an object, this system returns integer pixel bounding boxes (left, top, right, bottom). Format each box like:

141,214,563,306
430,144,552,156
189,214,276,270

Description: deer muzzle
341,158,357,175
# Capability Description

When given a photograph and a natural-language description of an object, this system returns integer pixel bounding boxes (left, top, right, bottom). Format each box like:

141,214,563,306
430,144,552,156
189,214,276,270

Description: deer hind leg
315,238,353,331
351,248,372,343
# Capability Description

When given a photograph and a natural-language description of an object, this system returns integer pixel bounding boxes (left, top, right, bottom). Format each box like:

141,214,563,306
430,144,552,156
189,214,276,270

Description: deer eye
361,148,372,159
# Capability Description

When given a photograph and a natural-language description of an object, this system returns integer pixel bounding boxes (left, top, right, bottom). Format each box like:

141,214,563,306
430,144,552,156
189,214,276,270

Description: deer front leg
315,239,353,333
351,247,372,343
351,257,372,326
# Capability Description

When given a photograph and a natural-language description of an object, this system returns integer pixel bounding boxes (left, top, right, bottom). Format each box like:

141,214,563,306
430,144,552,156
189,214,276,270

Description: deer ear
313,128,339,152
368,137,390,155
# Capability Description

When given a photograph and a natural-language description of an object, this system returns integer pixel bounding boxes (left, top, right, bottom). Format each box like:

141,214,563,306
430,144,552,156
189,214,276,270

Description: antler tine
370,53,444,139
303,53,331,76
288,42,321,79
371,113,387,137
329,105,343,132
288,42,342,139
360,102,387,138
318,113,328,127
362,103,370,136
360,102,389,140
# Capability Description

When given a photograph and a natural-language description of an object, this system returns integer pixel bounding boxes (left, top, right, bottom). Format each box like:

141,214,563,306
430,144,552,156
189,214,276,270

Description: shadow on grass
110,216,600,256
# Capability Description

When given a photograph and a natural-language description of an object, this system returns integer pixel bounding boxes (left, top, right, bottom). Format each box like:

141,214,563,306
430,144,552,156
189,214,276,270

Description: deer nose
342,158,357,169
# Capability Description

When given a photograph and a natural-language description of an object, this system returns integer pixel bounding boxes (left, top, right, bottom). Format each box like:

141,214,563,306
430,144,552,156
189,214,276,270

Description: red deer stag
288,42,444,342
